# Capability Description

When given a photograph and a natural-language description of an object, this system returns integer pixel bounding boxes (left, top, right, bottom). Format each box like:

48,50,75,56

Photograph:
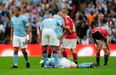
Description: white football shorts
13,35,27,48
42,29,59,46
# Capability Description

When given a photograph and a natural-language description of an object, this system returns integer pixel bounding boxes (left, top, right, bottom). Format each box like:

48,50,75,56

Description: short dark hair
15,7,21,11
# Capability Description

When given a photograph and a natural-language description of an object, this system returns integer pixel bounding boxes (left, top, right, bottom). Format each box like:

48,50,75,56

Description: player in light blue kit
39,15,69,67
43,57,96,68
54,14,64,39
10,7,30,68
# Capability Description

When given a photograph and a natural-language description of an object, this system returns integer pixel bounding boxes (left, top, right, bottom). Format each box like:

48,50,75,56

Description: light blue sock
78,62,91,68
52,53,58,66
43,53,47,65
13,55,18,66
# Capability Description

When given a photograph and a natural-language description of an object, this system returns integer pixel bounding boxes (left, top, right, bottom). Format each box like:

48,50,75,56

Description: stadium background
0,0,116,57
0,0,116,44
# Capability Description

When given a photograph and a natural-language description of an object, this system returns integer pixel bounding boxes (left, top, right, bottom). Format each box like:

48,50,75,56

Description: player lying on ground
40,57,96,68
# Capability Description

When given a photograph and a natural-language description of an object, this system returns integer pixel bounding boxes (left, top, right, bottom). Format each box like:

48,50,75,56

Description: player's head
13,7,21,17
58,9,68,18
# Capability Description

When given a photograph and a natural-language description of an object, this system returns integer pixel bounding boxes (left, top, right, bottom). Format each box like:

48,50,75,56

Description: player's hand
27,40,31,44
26,35,31,44
65,26,74,34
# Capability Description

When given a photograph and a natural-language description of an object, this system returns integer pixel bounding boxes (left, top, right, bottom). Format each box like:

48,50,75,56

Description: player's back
92,27,109,37
11,15,27,37
54,14,64,38
40,18,57,31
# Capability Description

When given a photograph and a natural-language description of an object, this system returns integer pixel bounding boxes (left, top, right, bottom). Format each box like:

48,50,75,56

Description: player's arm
65,26,74,34
10,26,13,44
26,23,31,43
38,23,42,44
59,24,69,41
38,29,42,44
10,20,13,44
60,29,67,40
60,24,71,33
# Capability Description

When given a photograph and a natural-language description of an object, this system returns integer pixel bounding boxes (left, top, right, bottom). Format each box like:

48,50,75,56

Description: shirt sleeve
54,15,64,27
56,19,64,27
22,16,29,26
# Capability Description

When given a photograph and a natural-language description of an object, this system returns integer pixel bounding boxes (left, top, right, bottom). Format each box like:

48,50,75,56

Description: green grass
0,57,116,75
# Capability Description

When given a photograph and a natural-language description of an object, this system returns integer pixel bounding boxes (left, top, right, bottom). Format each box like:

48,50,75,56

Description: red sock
48,47,53,58
96,52,100,65
62,51,67,58
48,47,52,54
96,52,100,57
72,53,77,61
104,54,109,65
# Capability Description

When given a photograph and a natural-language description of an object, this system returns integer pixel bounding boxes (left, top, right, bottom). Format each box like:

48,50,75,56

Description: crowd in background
0,0,116,44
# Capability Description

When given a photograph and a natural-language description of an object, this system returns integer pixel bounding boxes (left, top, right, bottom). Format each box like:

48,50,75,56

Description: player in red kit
91,20,110,66
59,9,78,64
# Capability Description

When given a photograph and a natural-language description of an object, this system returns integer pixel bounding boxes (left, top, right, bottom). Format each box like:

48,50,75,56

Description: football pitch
0,57,116,75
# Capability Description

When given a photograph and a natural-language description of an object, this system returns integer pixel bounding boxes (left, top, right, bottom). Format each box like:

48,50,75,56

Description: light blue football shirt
40,18,58,31
45,58,62,67
40,16,64,38
11,15,28,37
54,14,64,39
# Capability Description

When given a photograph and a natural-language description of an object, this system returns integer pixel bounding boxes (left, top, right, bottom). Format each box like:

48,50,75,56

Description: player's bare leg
21,49,30,68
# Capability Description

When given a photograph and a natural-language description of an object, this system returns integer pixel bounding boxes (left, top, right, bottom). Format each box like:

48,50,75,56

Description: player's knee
21,49,27,54
104,49,110,55
96,50,100,53
61,48,65,52
96,47,101,51
14,50,18,55
14,47,19,51
13,47,19,54
71,49,76,53
21,49,26,52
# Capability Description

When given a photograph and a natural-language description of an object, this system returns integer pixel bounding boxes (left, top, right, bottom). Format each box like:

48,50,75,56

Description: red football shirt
64,16,77,39
91,27,109,37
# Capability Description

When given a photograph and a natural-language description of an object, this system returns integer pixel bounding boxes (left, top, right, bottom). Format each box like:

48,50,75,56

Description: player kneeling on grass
40,57,96,68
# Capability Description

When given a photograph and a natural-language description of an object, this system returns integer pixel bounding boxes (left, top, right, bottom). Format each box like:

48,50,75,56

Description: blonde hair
59,9,68,14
